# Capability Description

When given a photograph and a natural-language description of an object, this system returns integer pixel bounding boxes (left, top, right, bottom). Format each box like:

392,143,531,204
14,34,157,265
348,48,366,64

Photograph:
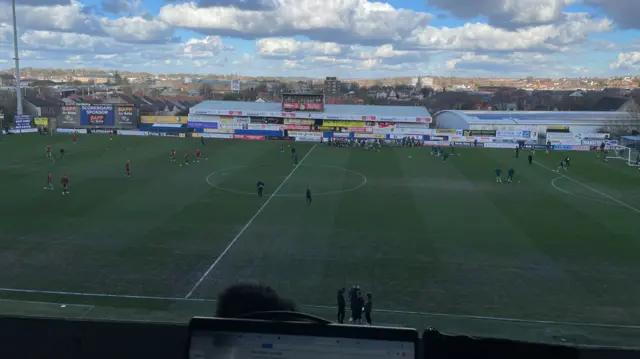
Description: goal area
607,145,640,167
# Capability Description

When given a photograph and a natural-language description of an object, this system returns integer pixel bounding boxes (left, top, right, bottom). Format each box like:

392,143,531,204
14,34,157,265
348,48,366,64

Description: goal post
607,145,640,166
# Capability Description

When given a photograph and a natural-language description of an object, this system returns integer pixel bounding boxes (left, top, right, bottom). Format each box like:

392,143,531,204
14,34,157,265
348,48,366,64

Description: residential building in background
0,73,16,87
72,74,114,84
324,77,340,95
290,80,312,93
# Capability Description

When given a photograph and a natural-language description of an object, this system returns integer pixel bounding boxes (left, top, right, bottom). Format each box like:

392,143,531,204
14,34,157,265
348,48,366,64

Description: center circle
205,164,367,197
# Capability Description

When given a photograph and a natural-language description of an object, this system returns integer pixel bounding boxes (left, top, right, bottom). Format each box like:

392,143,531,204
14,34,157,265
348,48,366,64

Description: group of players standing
337,284,373,325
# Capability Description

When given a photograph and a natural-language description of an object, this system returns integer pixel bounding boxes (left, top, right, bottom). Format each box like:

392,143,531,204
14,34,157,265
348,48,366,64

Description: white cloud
99,16,174,43
0,1,174,44
426,0,576,28
65,55,83,64
20,31,120,52
159,0,431,45
584,0,640,30
183,36,232,58
0,22,11,43
610,52,640,70
94,54,118,59
256,38,346,58
407,13,612,52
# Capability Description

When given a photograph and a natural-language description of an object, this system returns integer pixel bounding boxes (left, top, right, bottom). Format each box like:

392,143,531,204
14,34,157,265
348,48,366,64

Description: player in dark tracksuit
364,293,373,325
257,180,264,198
515,147,519,158
337,288,346,324
348,285,360,322
528,152,533,165
306,187,312,205
291,146,296,159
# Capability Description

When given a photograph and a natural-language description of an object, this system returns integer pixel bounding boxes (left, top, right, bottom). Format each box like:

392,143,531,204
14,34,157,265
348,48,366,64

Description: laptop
188,317,419,359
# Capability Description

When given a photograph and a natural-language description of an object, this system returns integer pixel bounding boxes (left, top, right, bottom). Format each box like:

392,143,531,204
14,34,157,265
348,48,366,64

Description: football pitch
1,134,640,347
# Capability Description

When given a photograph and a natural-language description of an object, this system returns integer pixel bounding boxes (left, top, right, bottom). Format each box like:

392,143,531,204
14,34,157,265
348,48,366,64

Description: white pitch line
0,286,639,330
184,144,318,298
535,161,640,214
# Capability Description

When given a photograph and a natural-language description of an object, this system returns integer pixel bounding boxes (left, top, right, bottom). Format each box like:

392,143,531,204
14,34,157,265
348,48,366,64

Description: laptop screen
189,331,414,359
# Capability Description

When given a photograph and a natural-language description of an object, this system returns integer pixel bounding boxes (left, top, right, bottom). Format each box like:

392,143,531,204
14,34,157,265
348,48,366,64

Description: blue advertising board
80,105,114,126
187,122,218,129
14,115,33,130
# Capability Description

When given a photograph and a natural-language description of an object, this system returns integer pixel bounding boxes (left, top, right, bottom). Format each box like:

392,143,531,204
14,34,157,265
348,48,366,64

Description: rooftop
191,100,431,119
434,110,635,126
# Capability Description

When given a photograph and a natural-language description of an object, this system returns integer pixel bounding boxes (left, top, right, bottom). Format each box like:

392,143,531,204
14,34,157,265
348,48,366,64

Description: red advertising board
281,112,297,117
283,102,323,111
416,117,432,123
349,127,372,133
233,135,265,141
284,124,311,130
227,110,243,116
361,116,377,121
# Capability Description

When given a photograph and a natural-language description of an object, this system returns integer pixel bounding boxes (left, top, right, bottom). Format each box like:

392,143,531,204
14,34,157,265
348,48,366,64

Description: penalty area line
0,286,639,331
184,144,318,299
535,161,640,214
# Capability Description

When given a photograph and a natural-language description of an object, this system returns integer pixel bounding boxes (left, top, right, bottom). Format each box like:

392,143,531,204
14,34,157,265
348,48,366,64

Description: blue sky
1,0,640,78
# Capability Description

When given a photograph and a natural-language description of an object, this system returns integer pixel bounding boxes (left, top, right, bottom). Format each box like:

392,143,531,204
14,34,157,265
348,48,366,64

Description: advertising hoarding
231,79,241,92
283,102,323,111
14,115,33,130
324,120,365,128
142,116,186,124
115,104,137,128
188,122,219,129
34,118,48,126
80,105,114,126
233,135,264,140
284,118,314,125
463,129,497,137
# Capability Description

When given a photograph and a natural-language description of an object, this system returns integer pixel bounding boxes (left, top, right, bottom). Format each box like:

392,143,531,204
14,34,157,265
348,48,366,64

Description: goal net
607,145,640,166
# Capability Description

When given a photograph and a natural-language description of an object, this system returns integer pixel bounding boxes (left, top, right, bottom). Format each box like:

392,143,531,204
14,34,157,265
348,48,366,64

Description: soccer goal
607,145,640,167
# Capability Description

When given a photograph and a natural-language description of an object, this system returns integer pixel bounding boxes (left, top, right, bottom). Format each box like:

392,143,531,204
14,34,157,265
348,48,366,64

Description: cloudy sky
0,0,639,78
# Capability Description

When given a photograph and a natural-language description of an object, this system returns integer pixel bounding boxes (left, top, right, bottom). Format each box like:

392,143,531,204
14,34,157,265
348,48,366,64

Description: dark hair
367,293,372,300
216,283,297,318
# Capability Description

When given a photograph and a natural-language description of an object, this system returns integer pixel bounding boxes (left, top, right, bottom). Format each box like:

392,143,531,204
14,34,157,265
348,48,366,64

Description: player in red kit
46,145,52,157
125,160,131,177
195,149,201,163
73,134,77,144
61,174,69,195
44,173,53,190
170,149,176,162
183,151,189,166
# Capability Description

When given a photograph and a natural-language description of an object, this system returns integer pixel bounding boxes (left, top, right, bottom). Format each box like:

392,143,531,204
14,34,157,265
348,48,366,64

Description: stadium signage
234,117,251,124
58,128,88,134
496,130,534,139
361,116,376,121
192,108,432,123
116,104,136,127
288,131,317,137
219,123,246,129
188,122,219,129
332,132,350,138
423,140,448,146
553,145,573,150
582,139,617,146
325,120,365,128
578,132,609,139
295,136,322,142
284,124,310,130
349,127,372,133
204,128,234,134
14,115,32,130
435,129,460,135
233,135,264,140
87,129,113,134
203,133,233,139
452,141,483,147
118,130,145,136
145,116,185,124
354,133,385,139
247,124,282,131
80,104,115,126
572,145,590,151
523,144,548,150
484,143,518,149
283,102,323,111
34,117,48,126
284,118,314,125
463,129,496,136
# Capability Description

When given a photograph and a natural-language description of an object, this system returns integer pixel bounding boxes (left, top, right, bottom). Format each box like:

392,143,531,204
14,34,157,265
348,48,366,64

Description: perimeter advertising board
115,104,137,128
14,115,32,130
59,106,80,128
80,104,115,126
463,129,497,137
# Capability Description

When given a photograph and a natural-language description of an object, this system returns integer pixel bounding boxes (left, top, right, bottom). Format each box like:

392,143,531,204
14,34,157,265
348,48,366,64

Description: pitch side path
1,134,640,347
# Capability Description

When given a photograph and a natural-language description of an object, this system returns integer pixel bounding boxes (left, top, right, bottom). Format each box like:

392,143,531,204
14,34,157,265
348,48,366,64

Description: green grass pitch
1,133,640,347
